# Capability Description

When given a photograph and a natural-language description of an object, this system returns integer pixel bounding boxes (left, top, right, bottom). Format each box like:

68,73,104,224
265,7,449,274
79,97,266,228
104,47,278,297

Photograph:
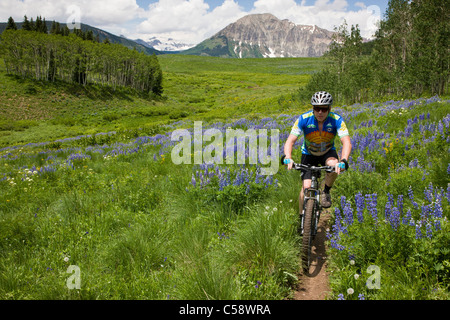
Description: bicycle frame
302,170,323,237
281,155,343,271
300,165,333,239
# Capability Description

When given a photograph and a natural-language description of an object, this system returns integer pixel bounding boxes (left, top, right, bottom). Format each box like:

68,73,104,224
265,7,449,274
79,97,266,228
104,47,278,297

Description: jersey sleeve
290,118,302,137
337,118,349,138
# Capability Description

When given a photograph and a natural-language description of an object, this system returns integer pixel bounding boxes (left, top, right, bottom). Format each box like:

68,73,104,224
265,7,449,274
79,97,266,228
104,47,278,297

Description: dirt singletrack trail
294,211,332,300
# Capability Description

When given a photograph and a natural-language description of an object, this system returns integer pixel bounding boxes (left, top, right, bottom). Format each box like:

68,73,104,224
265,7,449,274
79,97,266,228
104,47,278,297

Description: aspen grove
0,29,163,95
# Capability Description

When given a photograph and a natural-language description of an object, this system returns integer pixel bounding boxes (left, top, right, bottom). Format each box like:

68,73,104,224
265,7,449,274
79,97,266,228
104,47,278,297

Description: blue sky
1,0,389,45
136,0,387,14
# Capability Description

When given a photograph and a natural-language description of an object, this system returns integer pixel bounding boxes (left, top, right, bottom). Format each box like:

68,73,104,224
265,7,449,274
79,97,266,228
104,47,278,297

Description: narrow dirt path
294,212,332,300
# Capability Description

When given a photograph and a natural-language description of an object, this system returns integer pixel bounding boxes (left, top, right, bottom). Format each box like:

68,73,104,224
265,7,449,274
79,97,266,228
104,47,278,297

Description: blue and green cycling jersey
290,110,349,156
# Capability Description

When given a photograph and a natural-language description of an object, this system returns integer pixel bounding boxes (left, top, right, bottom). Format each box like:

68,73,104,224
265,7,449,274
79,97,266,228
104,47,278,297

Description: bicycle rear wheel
301,199,315,272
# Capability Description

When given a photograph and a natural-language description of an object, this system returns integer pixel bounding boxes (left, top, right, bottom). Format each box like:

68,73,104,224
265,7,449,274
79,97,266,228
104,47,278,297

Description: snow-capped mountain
136,36,195,52
183,13,335,58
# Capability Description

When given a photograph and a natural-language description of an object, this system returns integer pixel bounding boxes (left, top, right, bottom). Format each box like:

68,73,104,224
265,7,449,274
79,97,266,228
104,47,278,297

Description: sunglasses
313,106,329,113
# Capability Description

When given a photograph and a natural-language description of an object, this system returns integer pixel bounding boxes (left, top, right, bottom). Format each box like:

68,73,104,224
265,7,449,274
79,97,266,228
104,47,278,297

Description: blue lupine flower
424,183,434,203
402,209,412,225
385,201,392,221
337,293,345,300
408,159,420,168
343,201,353,226
334,207,344,234
434,219,441,231
408,186,419,209
397,195,403,215
355,192,364,223
387,193,394,208
365,193,378,224
433,192,443,218
426,222,433,239
420,205,430,222
340,196,346,211
415,223,422,240
389,207,401,231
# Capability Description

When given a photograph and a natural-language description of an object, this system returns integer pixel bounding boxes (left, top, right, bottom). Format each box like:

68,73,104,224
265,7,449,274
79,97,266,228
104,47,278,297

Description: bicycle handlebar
280,155,345,173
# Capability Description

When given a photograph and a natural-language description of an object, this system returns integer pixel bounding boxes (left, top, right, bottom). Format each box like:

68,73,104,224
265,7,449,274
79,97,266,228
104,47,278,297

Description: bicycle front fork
300,204,320,237
300,210,305,235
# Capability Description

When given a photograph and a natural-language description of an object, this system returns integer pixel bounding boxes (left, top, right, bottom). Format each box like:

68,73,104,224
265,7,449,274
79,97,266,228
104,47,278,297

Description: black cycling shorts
300,149,339,180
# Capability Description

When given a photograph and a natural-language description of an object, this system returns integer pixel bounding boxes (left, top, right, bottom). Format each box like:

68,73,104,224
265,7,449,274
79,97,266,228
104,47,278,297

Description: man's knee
301,180,312,196
302,179,312,190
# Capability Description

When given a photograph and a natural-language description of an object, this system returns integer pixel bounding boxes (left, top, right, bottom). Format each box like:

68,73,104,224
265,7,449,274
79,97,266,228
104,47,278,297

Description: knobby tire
302,199,315,272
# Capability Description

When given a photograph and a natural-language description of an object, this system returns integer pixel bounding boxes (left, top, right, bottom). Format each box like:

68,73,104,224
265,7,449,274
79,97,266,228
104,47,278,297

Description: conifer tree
22,15,31,31
41,17,48,34
62,25,70,36
6,17,17,30
29,17,35,31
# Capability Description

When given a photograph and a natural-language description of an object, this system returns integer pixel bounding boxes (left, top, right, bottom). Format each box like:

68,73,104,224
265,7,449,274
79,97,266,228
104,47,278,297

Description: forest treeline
0,16,163,95
300,0,449,104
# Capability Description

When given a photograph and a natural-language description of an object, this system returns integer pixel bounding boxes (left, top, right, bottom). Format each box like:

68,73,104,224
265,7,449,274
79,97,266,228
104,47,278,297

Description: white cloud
249,0,381,38
1,0,382,45
135,0,246,44
137,0,211,34
252,0,298,13
0,0,141,27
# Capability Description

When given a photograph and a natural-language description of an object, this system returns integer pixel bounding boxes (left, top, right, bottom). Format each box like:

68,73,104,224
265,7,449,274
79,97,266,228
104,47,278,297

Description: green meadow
0,55,324,148
0,53,449,300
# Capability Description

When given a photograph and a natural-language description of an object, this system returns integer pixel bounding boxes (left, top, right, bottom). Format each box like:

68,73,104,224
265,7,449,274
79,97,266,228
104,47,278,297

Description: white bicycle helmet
311,91,333,106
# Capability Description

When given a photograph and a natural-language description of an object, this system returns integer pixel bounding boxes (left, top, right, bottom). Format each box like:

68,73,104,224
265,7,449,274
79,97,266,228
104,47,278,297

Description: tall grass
0,52,448,300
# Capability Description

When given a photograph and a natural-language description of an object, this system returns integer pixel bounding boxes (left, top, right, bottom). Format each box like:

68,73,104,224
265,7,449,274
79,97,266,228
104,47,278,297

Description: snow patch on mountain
142,36,195,52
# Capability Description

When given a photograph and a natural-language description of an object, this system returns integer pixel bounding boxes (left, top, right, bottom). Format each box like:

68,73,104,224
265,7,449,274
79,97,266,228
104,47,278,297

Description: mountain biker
283,91,352,212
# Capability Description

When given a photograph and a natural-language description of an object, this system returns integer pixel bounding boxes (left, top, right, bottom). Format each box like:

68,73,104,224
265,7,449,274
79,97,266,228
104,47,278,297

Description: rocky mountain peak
183,13,335,58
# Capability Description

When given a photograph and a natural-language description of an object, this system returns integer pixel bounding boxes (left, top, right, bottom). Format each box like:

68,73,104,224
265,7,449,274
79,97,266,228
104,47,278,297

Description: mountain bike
281,155,345,272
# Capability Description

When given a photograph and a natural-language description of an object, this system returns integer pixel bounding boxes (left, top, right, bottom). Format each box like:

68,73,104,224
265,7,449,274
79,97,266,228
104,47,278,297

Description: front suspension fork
301,190,321,237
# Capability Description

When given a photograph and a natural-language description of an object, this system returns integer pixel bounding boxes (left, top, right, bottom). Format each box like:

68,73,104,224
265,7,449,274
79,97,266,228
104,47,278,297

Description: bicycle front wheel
302,199,315,272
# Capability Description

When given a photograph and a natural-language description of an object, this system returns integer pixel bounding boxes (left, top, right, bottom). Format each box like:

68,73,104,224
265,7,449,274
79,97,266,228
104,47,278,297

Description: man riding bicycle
283,91,352,211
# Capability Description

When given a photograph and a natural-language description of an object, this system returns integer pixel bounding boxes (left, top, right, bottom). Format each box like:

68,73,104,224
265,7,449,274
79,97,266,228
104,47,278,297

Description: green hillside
0,54,326,147
182,35,235,57
181,35,265,58
0,21,160,56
